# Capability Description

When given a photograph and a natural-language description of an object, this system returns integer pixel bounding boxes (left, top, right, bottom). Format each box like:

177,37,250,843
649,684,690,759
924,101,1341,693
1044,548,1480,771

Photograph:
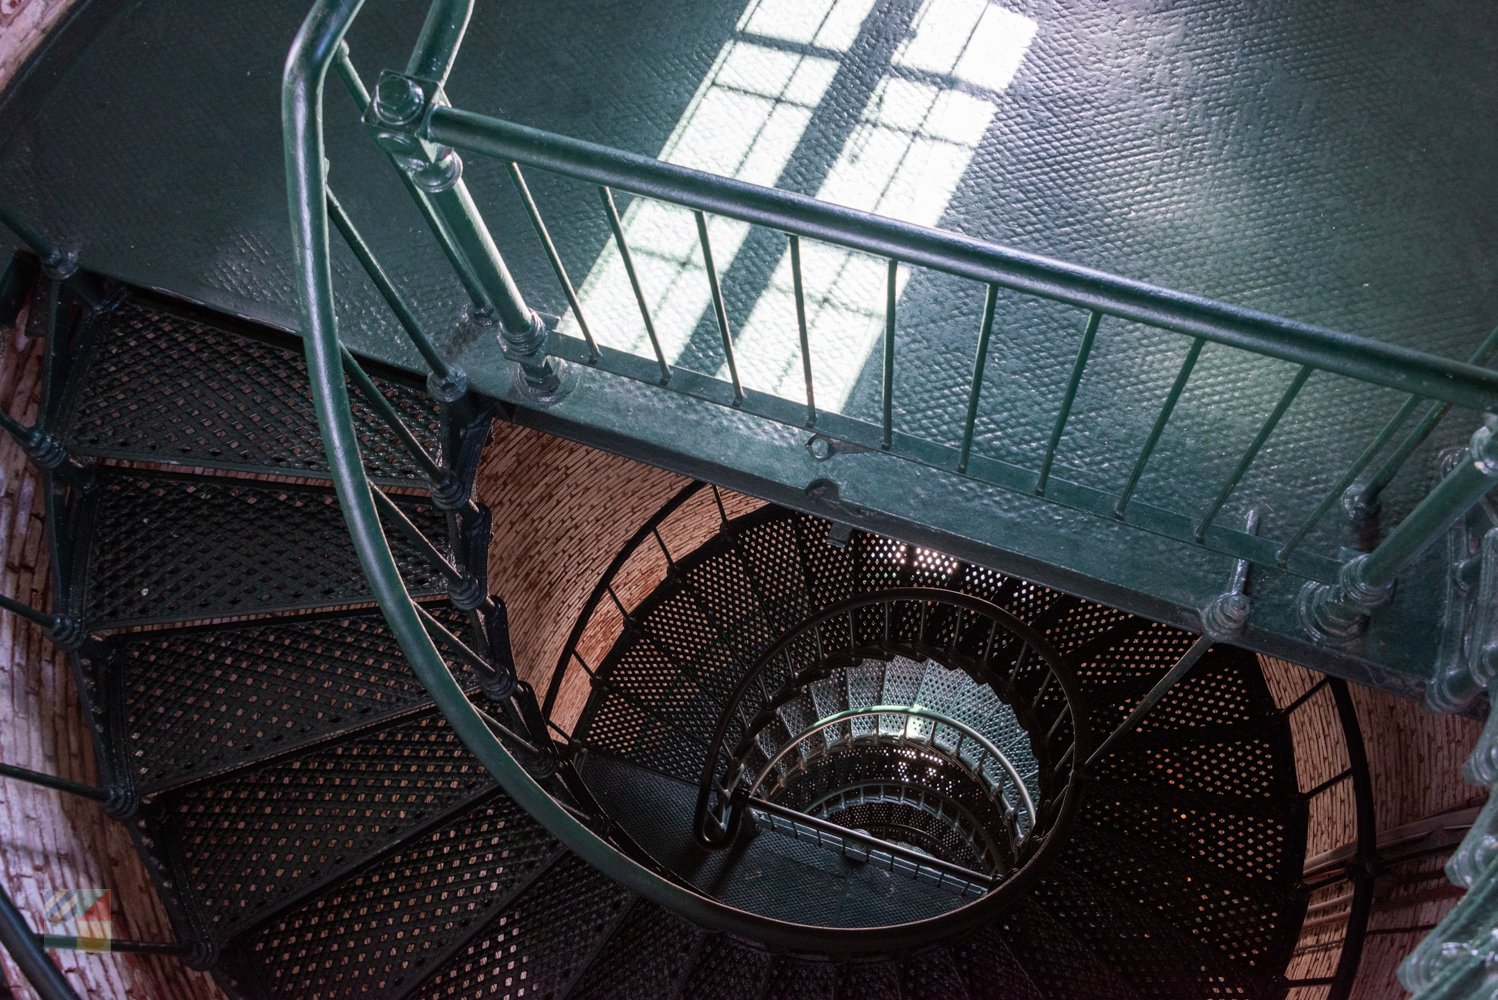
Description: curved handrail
747,703,1037,828
283,0,1079,954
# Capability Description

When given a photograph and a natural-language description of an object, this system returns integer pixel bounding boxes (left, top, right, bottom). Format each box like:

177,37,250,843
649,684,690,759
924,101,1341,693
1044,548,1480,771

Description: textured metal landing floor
579,751,966,928
5,0,1497,689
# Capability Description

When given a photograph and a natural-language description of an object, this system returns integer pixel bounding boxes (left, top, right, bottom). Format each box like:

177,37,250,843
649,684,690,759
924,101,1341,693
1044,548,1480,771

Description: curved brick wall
0,315,225,998
479,419,1484,1000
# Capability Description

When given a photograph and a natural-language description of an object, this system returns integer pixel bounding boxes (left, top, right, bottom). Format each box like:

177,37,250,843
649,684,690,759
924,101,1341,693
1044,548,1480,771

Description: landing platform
4,0,1497,692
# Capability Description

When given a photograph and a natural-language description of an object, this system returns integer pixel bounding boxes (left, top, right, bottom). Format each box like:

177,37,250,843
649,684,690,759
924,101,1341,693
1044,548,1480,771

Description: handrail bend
283,0,1073,954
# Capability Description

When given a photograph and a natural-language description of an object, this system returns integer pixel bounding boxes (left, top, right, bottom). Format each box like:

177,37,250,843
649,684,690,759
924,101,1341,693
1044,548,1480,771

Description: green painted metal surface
5,0,1498,698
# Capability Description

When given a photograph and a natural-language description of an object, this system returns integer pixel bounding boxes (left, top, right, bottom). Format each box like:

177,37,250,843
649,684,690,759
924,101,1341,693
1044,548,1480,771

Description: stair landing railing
690,587,1087,909
280,0,1498,973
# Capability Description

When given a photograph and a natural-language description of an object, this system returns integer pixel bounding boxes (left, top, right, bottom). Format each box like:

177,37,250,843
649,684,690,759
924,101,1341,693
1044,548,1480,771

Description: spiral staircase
7,0,1498,996
0,277,1324,999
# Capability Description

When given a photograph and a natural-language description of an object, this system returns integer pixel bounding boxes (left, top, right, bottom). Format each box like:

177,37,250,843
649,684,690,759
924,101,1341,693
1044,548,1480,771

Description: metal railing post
0,594,86,650
0,205,75,279
360,0,565,397
1302,424,1498,644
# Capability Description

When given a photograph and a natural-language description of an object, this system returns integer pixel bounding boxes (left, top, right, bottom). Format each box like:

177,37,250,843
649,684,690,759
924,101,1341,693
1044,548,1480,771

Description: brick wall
0,308,224,999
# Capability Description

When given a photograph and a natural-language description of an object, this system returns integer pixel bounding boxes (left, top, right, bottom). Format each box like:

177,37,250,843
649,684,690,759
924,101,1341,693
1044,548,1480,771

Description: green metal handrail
285,0,1070,953
286,0,1498,972
343,47,1498,589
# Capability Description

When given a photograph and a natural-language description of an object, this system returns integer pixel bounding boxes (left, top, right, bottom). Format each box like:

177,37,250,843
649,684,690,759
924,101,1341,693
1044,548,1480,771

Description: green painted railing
281,0,1498,979
285,0,1080,953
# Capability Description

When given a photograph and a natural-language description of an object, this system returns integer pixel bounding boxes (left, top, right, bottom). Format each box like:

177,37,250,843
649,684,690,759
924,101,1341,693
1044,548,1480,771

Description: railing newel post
1303,423,1498,645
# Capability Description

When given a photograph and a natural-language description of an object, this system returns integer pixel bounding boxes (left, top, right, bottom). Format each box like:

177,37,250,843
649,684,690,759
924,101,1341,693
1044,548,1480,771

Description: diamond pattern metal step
1060,826,1303,973
61,289,441,485
77,469,446,628
145,708,493,942
112,603,476,796
566,899,699,1000
996,898,1146,1000
225,791,564,1000
405,852,634,1000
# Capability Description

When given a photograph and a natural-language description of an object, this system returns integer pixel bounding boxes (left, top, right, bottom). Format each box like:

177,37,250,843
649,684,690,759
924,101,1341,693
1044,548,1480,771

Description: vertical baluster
326,188,450,378
883,259,898,450
598,186,670,384
711,483,730,531
1276,395,1426,564
958,283,1000,474
1196,365,1314,542
790,234,815,427
1030,669,1055,714
1346,322,1498,522
1115,337,1205,517
1008,642,1031,685
695,210,744,405
1037,310,1104,495
979,620,1001,680
508,163,598,361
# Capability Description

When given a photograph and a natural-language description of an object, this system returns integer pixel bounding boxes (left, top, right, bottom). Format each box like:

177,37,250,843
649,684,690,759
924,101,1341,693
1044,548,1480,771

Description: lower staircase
21,280,1320,998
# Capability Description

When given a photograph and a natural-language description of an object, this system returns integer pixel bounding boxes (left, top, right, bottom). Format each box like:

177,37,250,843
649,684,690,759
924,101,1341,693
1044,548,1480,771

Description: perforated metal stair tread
566,899,699,1000
153,708,494,941
1091,733,1290,801
1078,790,1302,888
406,852,634,1000
676,931,775,1000
78,469,446,628
114,603,475,795
1061,827,1301,971
61,289,442,484
229,792,565,1000
949,931,1046,1000
1026,863,1257,998
996,899,1147,1000
1090,778,1302,820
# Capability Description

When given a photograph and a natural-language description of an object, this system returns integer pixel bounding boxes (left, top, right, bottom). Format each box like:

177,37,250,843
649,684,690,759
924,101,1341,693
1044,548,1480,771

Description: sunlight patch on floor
562,0,1036,414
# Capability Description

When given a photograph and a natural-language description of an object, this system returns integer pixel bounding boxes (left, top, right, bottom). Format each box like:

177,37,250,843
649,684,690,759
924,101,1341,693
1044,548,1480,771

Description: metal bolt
374,75,425,126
